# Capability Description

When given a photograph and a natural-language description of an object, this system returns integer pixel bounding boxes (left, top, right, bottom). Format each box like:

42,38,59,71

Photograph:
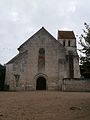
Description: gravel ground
0,91,90,120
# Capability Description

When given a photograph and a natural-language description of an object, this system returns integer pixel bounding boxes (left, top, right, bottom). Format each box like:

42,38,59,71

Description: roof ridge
18,27,57,50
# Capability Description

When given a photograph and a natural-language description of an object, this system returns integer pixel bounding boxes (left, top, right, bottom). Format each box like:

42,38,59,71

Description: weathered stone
5,27,80,91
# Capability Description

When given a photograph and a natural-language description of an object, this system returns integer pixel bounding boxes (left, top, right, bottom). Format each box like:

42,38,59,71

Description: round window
39,48,45,55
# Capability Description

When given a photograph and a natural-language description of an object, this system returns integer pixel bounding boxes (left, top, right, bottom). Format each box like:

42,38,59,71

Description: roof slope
7,50,27,64
7,27,66,65
58,31,76,39
18,27,57,50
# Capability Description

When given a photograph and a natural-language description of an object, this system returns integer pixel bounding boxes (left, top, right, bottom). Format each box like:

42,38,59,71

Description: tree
79,23,90,78
0,64,6,90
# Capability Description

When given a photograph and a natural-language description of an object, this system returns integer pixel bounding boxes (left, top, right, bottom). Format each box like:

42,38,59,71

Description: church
5,27,80,91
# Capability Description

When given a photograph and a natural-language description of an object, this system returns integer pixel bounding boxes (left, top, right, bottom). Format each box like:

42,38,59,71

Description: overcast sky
0,0,90,64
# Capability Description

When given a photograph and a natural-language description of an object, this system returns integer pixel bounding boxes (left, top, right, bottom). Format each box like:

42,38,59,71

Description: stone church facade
5,27,80,91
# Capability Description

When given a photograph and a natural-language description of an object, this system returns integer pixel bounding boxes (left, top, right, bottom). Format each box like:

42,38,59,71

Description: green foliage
79,23,90,78
0,64,6,90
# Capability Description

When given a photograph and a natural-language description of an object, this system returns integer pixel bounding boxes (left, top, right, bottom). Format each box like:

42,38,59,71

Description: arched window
68,40,70,46
39,48,45,55
63,41,65,46
38,48,45,72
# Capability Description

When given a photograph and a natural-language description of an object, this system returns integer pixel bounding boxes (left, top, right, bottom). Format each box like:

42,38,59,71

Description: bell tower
58,30,80,78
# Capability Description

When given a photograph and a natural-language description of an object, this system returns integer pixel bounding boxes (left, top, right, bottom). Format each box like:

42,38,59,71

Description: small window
63,41,65,46
39,48,45,55
68,40,70,46
38,48,45,72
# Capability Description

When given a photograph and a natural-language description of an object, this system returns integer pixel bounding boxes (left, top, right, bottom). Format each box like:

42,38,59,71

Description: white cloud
68,1,77,13
10,10,19,22
0,0,90,64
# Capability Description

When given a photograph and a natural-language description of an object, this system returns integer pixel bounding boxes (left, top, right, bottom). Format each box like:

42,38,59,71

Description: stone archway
36,77,46,90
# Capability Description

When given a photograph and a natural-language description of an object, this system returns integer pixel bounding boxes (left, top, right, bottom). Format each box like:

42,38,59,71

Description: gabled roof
18,27,57,50
58,31,76,39
7,27,66,65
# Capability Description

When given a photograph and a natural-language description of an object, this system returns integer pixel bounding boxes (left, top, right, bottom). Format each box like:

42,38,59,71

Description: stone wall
5,28,81,91
62,78,90,92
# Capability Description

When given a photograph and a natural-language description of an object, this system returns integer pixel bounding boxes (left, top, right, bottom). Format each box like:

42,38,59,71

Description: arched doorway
36,77,46,90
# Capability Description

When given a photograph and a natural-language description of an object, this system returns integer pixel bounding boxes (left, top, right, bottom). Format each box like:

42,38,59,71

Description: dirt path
0,91,90,120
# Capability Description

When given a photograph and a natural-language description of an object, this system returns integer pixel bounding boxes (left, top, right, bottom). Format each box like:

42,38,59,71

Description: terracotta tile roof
58,31,76,39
